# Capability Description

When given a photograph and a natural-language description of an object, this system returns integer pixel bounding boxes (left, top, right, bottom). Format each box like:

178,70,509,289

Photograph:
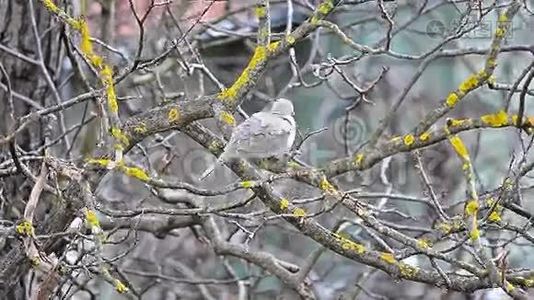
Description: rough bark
0,0,57,297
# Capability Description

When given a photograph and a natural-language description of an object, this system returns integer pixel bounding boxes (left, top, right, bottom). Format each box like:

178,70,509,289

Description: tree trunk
0,0,56,297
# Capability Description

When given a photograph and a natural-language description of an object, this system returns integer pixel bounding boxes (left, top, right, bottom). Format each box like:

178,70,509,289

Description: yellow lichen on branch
448,135,469,160
380,252,396,264
134,122,147,134
458,73,480,95
480,110,508,127
217,46,267,102
254,6,266,18
78,19,99,65
319,177,337,194
86,158,150,182
403,134,415,146
114,280,128,294
16,220,34,236
267,41,280,53
469,227,480,241
488,211,501,222
101,65,118,112
111,127,130,148
286,35,296,45
219,111,236,126
334,233,366,254
446,92,459,108
280,198,290,211
318,0,335,14
292,207,307,218
419,131,431,142
416,238,431,250
240,181,255,188
39,1,123,159
399,263,419,278
447,118,470,128
122,165,151,182
430,3,519,133
85,208,100,229
447,132,485,245
86,158,112,168
354,153,364,167
167,107,181,123
42,0,60,15
465,200,479,216
311,0,335,24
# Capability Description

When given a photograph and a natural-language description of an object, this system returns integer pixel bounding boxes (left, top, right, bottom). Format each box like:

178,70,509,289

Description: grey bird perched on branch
199,98,296,181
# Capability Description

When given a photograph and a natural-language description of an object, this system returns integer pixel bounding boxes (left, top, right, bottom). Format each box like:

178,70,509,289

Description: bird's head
270,98,295,116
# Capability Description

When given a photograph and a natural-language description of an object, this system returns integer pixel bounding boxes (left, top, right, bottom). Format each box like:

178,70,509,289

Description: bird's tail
198,157,223,181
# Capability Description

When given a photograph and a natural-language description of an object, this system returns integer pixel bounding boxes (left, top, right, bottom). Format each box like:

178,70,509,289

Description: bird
199,98,296,181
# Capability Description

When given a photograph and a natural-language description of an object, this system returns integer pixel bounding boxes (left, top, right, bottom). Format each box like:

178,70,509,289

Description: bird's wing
225,112,295,158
